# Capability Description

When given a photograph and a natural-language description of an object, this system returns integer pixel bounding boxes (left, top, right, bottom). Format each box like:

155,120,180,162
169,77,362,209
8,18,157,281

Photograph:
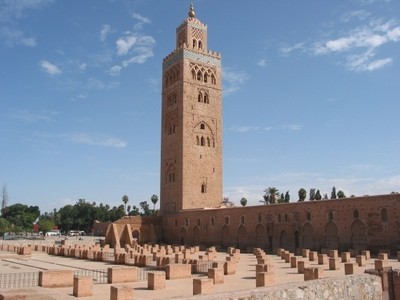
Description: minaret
160,5,222,215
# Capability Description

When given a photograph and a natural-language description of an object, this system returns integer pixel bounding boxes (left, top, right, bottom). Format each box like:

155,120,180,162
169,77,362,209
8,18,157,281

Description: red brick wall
162,194,400,253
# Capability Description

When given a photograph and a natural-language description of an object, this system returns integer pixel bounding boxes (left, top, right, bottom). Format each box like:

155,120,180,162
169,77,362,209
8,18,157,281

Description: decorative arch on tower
192,121,215,148
165,162,177,184
164,64,181,88
189,63,217,85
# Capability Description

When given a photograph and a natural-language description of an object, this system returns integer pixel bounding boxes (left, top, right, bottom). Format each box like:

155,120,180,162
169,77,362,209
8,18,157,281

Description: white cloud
85,77,119,91
257,59,267,67
111,34,155,75
364,57,393,71
79,63,87,71
116,34,155,57
100,24,111,42
40,60,61,75
116,35,137,56
69,133,127,148
280,42,305,56
0,0,54,22
280,124,303,131
132,13,150,24
222,68,249,96
227,126,260,133
121,47,153,66
340,10,370,23
109,65,122,76
313,19,399,71
0,26,36,47
11,109,58,123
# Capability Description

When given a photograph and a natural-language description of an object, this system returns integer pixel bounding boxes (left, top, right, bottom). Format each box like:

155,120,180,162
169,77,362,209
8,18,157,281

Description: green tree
38,218,55,234
1,203,40,231
128,205,140,216
240,197,247,206
109,205,125,221
331,186,337,199
58,204,76,233
298,188,307,202
260,195,269,205
122,195,129,215
264,187,279,204
337,190,346,198
1,183,9,211
150,194,159,211
309,189,316,201
0,218,11,236
284,191,290,203
315,190,322,200
139,201,152,216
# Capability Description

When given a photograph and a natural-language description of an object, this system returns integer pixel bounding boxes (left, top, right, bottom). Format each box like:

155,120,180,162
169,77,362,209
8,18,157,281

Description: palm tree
150,194,159,211
264,187,279,204
122,195,129,215
240,197,247,207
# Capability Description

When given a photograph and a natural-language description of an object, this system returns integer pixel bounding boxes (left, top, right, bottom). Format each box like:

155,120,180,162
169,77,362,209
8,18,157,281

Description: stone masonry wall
183,274,382,300
162,193,400,254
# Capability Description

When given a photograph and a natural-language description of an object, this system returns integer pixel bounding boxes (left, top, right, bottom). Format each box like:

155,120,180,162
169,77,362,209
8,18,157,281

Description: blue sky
1,0,399,214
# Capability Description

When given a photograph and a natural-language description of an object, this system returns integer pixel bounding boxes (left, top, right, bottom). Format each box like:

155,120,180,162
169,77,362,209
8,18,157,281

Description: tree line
238,186,347,207
0,193,159,236
259,186,346,205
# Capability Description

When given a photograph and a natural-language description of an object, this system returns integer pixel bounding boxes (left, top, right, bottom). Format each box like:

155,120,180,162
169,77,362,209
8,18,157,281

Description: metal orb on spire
188,3,195,18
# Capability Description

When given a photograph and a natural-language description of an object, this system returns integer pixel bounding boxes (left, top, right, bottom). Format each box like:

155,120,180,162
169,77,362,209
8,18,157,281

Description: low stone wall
184,274,382,300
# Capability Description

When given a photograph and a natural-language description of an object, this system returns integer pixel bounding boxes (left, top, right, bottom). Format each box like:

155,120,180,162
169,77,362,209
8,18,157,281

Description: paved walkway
1,242,399,299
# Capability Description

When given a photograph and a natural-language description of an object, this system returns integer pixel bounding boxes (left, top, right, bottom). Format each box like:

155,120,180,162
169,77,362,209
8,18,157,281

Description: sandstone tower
160,5,222,215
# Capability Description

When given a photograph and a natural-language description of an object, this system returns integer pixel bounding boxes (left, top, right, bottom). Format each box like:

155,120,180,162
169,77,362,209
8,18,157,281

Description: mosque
105,5,400,255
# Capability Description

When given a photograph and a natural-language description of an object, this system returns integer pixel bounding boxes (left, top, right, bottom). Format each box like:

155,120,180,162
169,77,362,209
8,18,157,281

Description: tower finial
188,2,195,18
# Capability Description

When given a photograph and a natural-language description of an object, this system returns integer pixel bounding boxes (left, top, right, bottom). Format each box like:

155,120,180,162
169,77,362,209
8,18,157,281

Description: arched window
306,212,311,221
192,70,196,80
212,139,215,148
211,74,216,84
198,93,202,102
258,214,262,223
193,39,197,49
207,137,210,147
204,73,208,83
211,217,215,226
204,94,209,104
225,216,229,225
198,40,203,49
175,219,178,227
240,216,245,224
381,208,388,223
353,209,359,219
200,136,205,146
185,218,189,226
200,123,205,130
278,214,281,222
328,211,334,220
197,71,202,81
197,218,201,226
201,183,206,193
